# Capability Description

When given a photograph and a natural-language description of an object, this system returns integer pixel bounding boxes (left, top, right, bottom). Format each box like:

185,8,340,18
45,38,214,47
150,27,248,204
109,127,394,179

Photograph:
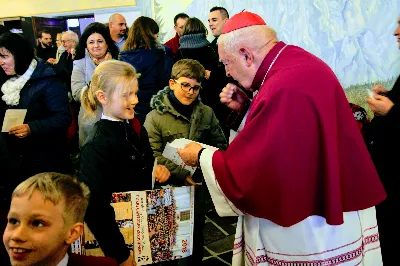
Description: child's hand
155,165,170,183
185,176,198,186
205,70,211,80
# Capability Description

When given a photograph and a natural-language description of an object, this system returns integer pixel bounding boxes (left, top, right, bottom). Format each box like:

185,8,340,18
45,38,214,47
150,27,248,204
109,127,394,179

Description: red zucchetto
222,11,267,34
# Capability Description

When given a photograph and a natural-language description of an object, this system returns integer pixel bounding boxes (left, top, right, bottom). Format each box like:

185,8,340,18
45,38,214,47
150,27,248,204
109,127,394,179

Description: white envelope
1,109,27,132
162,138,219,176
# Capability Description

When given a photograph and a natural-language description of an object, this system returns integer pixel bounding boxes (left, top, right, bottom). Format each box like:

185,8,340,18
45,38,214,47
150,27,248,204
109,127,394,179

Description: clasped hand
367,85,394,116
9,124,31,138
219,83,249,112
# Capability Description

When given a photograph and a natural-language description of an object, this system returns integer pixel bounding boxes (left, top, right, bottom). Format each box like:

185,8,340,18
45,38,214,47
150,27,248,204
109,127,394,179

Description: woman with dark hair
0,32,72,192
175,17,232,139
120,16,173,124
71,22,119,146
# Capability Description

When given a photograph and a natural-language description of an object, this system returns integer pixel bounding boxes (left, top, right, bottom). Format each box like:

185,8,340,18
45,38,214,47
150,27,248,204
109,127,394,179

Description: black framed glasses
174,80,202,93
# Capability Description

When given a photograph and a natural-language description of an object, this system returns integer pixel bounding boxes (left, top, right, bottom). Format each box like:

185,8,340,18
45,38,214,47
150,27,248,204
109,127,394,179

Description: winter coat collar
30,58,58,80
179,33,210,49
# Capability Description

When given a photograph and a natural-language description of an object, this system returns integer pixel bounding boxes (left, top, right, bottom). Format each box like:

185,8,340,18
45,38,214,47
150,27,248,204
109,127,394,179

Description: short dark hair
0,32,34,75
0,25,9,36
210,7,229,19
37,29,51,39
74,22,119,60
174,13,189,25
183,17,207,36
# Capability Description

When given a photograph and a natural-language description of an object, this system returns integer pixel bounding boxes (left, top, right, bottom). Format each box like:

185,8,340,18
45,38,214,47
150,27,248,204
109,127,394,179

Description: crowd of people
0,5,399,266
147,189,177,263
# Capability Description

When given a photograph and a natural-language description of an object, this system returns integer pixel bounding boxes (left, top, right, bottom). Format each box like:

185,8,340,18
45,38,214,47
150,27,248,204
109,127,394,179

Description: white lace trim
1,59,38,106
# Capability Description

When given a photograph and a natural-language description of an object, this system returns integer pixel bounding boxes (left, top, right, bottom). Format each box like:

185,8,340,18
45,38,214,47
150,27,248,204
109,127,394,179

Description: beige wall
0,0,137,18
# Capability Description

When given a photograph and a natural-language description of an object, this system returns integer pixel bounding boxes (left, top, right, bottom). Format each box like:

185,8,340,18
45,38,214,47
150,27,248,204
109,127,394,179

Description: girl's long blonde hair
81,60,138,118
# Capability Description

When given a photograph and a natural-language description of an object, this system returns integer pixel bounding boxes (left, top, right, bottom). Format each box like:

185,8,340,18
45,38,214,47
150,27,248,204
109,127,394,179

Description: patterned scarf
87,50,112,66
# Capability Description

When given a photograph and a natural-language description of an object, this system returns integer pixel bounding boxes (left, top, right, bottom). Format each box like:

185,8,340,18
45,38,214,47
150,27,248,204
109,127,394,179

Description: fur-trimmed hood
150,86,172,114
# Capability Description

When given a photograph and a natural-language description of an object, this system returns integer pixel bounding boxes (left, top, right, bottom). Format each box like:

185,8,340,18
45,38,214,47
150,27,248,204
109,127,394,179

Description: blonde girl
78,60,170,266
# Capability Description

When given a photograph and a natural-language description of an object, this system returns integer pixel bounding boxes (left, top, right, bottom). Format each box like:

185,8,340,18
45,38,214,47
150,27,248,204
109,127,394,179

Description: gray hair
62,30,79,44
218,25,278,55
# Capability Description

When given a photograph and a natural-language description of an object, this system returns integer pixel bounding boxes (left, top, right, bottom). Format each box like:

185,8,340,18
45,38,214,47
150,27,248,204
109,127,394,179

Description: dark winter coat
0,59,72,190
54,50,74,92
369,75,400,263
175,36,233,138
370,76,400,197
144,87,227,185
210,37,218,53
67,253,118,266
78,119,153,264
119,45,173,124
36,44,57,62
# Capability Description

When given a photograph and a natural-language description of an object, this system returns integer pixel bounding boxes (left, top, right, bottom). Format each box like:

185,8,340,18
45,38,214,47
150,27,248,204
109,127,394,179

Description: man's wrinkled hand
220,83,249,112
178,142,203,167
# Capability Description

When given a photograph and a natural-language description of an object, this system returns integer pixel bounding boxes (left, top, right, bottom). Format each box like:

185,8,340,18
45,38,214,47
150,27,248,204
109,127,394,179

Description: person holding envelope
0,32,72,196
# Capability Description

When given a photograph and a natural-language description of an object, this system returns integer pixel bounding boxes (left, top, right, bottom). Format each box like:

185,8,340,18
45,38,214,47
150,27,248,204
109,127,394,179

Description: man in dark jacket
36,29,57,62
367,15,400,265
164,13,189,57
208,7,229,52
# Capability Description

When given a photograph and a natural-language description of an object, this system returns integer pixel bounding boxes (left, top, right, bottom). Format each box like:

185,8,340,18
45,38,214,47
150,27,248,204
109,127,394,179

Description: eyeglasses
174,80,202,93
61,39,72,44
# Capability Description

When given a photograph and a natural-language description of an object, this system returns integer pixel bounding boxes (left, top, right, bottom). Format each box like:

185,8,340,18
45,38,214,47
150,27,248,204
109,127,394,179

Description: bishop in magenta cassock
178,11,386,266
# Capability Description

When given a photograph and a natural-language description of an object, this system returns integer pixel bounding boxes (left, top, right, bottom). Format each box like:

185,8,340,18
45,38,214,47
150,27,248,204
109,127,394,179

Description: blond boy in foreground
3,172,118,266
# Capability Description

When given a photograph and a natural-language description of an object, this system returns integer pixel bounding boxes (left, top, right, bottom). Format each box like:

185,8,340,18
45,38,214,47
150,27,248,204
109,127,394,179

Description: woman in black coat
0,33,72,192
175,17,232,139
119,16,173,125
368,77,400,264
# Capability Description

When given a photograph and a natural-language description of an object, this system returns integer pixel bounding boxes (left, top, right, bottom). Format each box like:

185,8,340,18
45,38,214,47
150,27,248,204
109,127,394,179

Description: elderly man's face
61,33,76,53
394,17,400,49
218,42,253,89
